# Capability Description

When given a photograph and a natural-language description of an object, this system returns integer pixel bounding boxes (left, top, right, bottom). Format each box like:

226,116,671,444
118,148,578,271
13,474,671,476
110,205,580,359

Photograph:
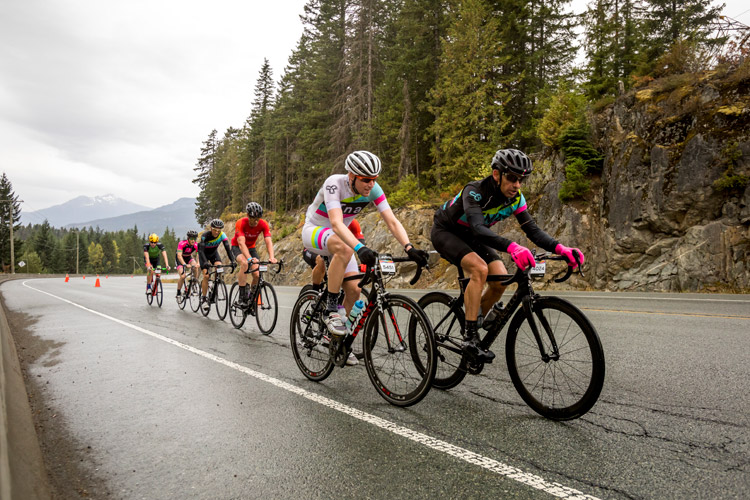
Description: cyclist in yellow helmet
143,233,170,291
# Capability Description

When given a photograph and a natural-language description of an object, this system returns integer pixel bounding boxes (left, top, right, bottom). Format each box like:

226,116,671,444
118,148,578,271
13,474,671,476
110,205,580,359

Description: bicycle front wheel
177,283,187,310
156,280,163,307
290,290,333,381
146,284,154,305
215,281,228,321
363,294,436,407
506,296,605,420
416,291,467,390
189,281,201,313
229,283,247,329
255,282,278,335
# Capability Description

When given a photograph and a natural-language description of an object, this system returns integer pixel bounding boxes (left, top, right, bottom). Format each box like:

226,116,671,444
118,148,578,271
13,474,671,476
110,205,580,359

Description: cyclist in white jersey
301,150,429,338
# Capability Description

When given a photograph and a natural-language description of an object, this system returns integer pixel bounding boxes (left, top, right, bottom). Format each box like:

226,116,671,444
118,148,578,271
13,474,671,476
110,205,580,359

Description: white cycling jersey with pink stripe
304,174,391,227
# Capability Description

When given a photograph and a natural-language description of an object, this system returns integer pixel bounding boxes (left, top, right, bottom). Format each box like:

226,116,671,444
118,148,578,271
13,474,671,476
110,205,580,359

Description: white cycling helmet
345,150,382,177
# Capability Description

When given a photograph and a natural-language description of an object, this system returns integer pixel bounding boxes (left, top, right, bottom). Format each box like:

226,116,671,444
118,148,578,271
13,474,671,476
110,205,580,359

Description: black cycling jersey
433,174,558,253
198,230,234,265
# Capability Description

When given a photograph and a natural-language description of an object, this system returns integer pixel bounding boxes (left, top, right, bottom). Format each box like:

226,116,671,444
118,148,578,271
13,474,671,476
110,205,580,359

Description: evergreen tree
0,172,23,271
427,0,509,186
194,129,218,225
642,0,723,65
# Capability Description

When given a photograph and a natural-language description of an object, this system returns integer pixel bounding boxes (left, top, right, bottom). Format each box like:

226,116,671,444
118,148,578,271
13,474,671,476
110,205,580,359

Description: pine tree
427,0,509,186
194,129,218,225
0,172,23,271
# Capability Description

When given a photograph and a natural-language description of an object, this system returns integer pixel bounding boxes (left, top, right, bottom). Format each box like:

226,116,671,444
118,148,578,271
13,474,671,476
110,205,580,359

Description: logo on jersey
469,190,482,202
326,185,337,194
342,206,363,215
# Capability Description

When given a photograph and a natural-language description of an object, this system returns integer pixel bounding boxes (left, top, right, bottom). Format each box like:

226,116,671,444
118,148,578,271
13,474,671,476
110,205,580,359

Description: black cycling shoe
461,337,496,363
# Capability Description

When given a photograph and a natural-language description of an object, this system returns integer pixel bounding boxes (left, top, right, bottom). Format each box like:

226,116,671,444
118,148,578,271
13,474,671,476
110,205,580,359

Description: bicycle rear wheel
189,281,201,313
363,294,436,407
416,291,467,390
228,283,247,329
290,290,333,381
156,280,163,307
506,296,605,420
215,281,228,321
255,282,278,335
200,281,214,317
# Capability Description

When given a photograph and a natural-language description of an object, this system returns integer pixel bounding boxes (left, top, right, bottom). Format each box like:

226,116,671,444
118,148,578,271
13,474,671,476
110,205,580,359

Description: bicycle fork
522,295,560,362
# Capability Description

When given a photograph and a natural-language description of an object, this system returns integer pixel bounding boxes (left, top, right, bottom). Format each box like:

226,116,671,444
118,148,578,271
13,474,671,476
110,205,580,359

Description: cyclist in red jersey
231,202,278,306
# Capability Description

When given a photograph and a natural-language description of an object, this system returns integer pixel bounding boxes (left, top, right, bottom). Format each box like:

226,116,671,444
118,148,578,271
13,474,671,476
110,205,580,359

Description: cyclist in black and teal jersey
143,233,171,292
197,219,236,303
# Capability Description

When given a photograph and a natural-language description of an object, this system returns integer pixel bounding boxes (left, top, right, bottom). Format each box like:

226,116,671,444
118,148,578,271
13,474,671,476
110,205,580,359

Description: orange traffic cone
65,274,69,282
95,277,101,287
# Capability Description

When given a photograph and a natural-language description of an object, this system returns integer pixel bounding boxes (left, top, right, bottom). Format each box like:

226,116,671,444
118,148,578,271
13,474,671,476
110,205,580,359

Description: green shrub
559,158,591,202
388,174,429,208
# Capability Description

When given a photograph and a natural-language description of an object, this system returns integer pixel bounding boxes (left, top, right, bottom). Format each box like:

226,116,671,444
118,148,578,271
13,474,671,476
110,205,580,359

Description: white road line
550,294,749,303
22,280,600,500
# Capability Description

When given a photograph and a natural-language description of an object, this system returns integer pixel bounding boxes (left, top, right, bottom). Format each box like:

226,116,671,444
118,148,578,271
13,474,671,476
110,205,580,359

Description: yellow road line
580,307,750,320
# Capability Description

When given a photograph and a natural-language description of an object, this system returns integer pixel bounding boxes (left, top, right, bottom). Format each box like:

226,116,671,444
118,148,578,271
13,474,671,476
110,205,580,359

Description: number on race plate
378,254,396,275
529,261,546,277
216,267,224,274
258,265,268,272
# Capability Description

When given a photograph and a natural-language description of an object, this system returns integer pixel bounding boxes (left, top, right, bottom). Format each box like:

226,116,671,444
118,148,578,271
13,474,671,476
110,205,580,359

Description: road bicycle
229,260,283,334
146,266,166,307
176,266,200,311
200,264,230,320
299,265,371,360
417,251,605,420
290,254,436,407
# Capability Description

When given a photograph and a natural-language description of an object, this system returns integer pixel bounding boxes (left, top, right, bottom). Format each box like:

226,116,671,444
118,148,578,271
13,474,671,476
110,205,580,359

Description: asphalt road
3,277,749,499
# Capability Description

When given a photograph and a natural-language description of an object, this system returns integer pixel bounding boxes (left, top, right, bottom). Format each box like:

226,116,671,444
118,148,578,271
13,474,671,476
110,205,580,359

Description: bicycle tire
215,280,228,321
290,290,334,381
506,296,605,421
155,280,163,307
189,280,201,313
255,282,278,335
146,284,154,305
298,284,314,297
363,294,436,407
200,281,213,317
416,291,468,390
229,283,247,329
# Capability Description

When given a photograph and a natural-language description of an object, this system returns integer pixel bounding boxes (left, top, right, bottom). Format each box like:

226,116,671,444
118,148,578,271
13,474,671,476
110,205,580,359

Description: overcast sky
1,1,747,215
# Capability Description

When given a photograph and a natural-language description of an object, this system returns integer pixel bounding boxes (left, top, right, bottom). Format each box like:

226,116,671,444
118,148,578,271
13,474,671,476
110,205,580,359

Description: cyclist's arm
516,211,559,252
328,207,361,250
237,235,253,261
221,239,234,264
380,208,411,248
263,235,276,262
161,251,169,268
143,251,151,266
177,250,187,266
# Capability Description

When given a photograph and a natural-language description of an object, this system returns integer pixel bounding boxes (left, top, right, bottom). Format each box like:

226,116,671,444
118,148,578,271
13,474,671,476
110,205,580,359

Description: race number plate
529,261,546,277
155,268,161,276
216,266,224,273
259,264,268,272
379,254,396,274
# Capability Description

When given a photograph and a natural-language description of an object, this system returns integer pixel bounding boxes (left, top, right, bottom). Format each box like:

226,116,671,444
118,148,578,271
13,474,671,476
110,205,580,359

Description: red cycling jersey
231,217,271,248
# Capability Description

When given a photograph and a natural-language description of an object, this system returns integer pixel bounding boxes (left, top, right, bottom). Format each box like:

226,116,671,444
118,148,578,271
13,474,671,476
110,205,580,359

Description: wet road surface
3,277,749,499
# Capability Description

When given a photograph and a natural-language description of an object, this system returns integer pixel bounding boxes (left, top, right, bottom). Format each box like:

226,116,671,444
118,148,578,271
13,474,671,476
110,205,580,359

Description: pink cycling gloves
555,244,585,268
507,242,536,270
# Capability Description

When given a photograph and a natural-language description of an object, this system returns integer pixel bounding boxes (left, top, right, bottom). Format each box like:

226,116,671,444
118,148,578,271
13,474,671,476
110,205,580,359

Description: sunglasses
503,172,527,184
356,175,378,184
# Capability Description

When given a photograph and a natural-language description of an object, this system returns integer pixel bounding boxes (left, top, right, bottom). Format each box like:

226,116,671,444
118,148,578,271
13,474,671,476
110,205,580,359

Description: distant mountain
22,194,149,227
64,197,201,236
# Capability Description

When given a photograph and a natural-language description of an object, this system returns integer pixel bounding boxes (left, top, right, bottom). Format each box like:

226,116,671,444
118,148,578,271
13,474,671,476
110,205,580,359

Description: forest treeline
193,0,732,224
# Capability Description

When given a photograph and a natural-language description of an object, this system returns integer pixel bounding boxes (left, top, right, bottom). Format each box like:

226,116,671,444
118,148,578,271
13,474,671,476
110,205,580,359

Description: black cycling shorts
232,246,259,261
302,248,328,269
431,220,501,266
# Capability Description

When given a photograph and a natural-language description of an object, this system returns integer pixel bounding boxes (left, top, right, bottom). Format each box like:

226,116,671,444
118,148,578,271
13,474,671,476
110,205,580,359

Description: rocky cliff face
257,66,750,293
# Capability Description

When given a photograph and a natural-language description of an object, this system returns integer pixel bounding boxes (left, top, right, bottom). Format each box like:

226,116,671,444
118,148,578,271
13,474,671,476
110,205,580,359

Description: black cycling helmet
209,218,224,229
246,202,263,218
186,230,198,239
491,149,533,177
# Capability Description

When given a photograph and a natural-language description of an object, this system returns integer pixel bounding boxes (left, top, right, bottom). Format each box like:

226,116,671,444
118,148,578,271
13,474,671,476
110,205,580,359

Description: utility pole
76,230,79,275
0,199,22,274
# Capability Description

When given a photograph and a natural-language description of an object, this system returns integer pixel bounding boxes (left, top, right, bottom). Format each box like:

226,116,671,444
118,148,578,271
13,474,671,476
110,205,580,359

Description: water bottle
346,300,366,332
482,301,504,329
